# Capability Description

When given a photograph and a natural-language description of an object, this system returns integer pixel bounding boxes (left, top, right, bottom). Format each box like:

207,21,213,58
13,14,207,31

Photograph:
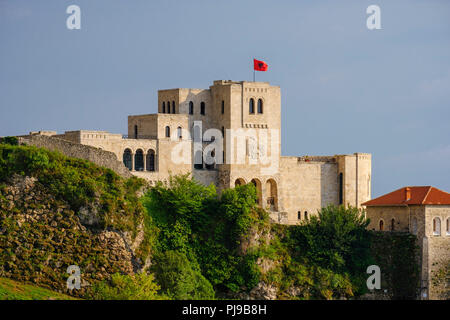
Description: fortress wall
365,206,410,232
337,153,372,208
128,114,158,138
424,205,450,300
279,157,339,224
193,169,219,189
17,135,133,179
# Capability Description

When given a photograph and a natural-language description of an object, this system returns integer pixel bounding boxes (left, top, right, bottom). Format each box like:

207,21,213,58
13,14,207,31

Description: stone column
131,153,134,171
143,153,147,171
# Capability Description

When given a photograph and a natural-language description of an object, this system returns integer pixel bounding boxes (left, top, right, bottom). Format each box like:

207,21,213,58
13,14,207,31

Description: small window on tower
221,100,225,114
165,126,170,138
200,102,205,115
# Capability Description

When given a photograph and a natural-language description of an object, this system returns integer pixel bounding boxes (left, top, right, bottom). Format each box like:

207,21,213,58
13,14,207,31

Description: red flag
254,59,268,71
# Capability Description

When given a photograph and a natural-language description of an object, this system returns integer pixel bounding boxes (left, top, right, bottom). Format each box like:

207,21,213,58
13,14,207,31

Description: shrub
0,137,18,146
88,273,161,300
287,205,372,297
151,251,215,300
142,175,267,295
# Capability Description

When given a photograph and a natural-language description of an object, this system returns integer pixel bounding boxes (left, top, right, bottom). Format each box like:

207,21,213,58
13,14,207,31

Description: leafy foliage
0,136,18,146
151,251,215,300
142,174,267,295
87,273,161,300
0,144,145,234
286,205,372,297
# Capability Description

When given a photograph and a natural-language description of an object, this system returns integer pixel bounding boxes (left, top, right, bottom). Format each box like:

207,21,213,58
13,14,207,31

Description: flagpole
253,69,255,82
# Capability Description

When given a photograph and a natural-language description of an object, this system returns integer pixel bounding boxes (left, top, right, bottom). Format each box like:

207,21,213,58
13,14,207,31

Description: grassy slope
0,277,76,300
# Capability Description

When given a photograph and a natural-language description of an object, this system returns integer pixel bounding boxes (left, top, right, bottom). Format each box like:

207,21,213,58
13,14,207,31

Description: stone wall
17,135,133,179
366,206,410,232
424,205,450,300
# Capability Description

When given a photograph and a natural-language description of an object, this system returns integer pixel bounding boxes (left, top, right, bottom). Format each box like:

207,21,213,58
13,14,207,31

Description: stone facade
21,80,372,225
364,188,450,300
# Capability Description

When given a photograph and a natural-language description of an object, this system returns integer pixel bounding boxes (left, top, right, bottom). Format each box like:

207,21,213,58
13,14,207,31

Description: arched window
146,149,155,172
379,220,384,231
266,179,278,211
165,126,170,138
221,100,225,114
167,101,171,114
172,101,175,114
251,179,262,206
249,98,255,114
339,173,343,205
123,149,132,171
447,218,450,236
304,211,308,220
134,149,144,171
257,99,263,113
200,102,205,115
235,178,245,187
298,211,301,220
411,217,418,235
177,126,182,140
433,217,441,236
391,218,395,231
189,101,194,115
162,102,165,113
134,125,138,139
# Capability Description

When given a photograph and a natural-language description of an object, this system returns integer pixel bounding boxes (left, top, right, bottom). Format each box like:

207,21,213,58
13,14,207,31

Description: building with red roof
362,186,450,300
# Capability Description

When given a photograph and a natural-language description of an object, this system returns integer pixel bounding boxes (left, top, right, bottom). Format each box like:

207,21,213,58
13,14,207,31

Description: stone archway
266,178,278,211
146,149,156,171
123,148,132,171
251,178,262,206
235,178,246,187
134,149,144,171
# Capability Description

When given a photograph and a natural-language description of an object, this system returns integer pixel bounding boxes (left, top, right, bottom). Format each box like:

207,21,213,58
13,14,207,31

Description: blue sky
1,0,449,197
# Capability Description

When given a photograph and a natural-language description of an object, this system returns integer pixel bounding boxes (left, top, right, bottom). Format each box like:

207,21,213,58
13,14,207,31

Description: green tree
288,205,372,296
151,251,215,300
142,175,265,295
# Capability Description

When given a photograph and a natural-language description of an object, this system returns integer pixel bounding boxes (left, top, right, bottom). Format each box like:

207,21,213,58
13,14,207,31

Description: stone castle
23,80,372,224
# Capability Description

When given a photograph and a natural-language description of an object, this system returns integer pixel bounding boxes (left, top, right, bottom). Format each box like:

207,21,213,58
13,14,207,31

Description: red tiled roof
362,186,450,206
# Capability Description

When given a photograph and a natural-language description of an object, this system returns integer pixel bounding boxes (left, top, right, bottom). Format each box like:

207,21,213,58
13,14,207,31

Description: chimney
405,187,411,201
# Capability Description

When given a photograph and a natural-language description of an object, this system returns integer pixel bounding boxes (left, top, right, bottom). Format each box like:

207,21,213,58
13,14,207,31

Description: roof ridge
422,186,433,205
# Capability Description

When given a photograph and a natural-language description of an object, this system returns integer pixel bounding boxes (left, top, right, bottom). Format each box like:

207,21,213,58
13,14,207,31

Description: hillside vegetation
0,140,420,299
0,277,75,300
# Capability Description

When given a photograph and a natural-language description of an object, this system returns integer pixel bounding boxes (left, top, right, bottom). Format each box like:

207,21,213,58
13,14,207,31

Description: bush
88,273,161,300
289,205,371,273
151,251,215,300
0,137,18,146
287,205,372,297
142,175,267,295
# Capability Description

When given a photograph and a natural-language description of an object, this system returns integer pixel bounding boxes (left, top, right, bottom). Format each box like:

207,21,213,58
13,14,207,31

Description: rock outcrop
0,174,147,297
